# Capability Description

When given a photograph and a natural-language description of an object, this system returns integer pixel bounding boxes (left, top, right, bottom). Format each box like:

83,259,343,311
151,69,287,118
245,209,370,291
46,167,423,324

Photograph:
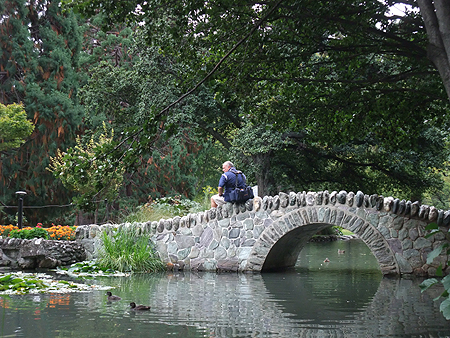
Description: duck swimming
106,291,121,301
130,302,151,311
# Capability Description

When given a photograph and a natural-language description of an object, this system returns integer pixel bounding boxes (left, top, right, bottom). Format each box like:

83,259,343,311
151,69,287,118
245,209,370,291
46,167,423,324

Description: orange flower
44,225,76,241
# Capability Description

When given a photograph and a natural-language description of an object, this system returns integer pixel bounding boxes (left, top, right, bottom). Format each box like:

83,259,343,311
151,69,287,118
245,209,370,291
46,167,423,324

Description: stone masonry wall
0,237,86,269
74,190,450,276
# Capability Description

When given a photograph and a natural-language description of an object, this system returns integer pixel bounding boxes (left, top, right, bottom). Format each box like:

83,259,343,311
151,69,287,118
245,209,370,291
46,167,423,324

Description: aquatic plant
96,226,165,273
0,272,109,295
58,260,116,275
0,273,48,293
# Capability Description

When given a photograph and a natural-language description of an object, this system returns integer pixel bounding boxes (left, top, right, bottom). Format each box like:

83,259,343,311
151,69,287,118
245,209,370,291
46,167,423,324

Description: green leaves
0,0,85,224
419,278,440,292
59,0,450,201
61,261,116,274
8,228,49,240
0,274,48,294
426,244,448,265
0,103,35,151
440,297,450,320
420,222,450,320
96,226,165,273
47,125,125,212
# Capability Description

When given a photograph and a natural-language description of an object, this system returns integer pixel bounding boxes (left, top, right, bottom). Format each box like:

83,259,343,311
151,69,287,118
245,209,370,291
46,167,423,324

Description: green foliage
8,227,49,240
79,47,225,204
47,125,125,213
123,196,204,223
419,222,450,320
0,103,34,151
59,260,116,274
149,196,204,215
96,226,165,272
0,0,84,225
0,274,48,293
79,18,135,70
194,185,219,211
0,272,108,294
142,137,196,199
64,0,450,201
313,226,342,237
422,166,450,210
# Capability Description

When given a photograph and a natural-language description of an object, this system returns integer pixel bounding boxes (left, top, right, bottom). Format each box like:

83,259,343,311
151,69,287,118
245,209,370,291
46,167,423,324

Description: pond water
1,239,449,337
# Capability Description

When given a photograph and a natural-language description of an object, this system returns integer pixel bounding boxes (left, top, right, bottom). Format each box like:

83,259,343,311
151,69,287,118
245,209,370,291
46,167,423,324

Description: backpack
228,169,254,203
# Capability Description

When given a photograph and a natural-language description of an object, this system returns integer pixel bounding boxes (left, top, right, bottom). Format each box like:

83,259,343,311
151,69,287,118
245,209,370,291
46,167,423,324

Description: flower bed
0,224,77,241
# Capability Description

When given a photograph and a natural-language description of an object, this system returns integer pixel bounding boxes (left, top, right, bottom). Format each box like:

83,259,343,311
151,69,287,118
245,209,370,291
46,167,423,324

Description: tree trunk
252,152,276,197
94,207,98,225
417,0,450,102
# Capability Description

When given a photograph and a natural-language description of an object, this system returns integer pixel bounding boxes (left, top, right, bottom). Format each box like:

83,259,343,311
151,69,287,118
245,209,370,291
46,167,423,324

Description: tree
47,125,124,224
0,103,34,151
79,46,226,202
0,0,84,225
416,0,450,101
65,0,450,200
63,0,450,100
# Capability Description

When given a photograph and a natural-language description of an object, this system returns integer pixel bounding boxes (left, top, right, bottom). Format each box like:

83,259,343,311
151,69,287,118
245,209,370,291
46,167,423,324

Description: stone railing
3,190,449,274
73,190,450,275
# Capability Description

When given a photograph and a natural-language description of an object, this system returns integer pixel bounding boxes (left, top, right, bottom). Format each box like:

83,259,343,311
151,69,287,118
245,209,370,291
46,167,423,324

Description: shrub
123,195,204,223
8,227,49,240
419,222,450,320
194,185,218,210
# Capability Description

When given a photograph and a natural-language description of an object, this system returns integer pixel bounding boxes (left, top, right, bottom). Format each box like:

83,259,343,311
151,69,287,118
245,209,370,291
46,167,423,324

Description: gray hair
223,161,234,168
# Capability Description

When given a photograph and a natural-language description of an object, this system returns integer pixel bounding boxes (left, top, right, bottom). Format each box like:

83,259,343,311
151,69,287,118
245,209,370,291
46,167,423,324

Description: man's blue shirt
219,167,247,202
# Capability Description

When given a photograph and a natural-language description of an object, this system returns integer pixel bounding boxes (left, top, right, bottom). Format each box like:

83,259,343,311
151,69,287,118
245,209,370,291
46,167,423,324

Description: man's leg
211,194,225,208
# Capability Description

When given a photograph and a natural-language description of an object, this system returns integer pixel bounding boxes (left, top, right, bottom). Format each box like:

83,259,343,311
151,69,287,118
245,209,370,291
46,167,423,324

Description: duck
324,258,330,263
130,302,151,311
338,249,345,254
106,291,121,301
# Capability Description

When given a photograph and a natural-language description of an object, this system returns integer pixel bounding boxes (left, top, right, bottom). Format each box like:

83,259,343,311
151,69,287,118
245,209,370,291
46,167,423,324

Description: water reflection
261,270,381,324
0,239,449,337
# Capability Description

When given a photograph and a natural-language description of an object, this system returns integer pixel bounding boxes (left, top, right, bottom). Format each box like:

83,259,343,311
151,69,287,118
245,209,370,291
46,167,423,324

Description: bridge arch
76,190,450,277
248,207,398,274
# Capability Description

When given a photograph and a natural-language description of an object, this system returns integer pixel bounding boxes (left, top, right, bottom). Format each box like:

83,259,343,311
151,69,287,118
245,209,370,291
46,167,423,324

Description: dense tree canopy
0,0,84,224
79,44,227,200
2,0,450,225
63,0,450,200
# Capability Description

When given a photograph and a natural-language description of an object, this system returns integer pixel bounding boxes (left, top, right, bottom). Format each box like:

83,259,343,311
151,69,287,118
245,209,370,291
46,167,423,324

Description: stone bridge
76,190,450,276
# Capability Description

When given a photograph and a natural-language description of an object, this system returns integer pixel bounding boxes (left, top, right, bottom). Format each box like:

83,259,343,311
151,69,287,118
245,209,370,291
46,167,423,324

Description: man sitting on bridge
211,161,247,208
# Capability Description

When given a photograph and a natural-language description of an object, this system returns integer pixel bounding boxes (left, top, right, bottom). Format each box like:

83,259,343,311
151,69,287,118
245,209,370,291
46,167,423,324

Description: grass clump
96,226,165,273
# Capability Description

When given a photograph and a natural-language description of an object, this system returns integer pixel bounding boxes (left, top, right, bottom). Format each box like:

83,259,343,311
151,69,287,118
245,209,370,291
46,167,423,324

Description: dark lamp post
15,191,27,229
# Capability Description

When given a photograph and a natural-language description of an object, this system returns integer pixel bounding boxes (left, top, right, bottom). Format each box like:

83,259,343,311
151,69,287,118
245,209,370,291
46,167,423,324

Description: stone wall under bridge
75,190,450,276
